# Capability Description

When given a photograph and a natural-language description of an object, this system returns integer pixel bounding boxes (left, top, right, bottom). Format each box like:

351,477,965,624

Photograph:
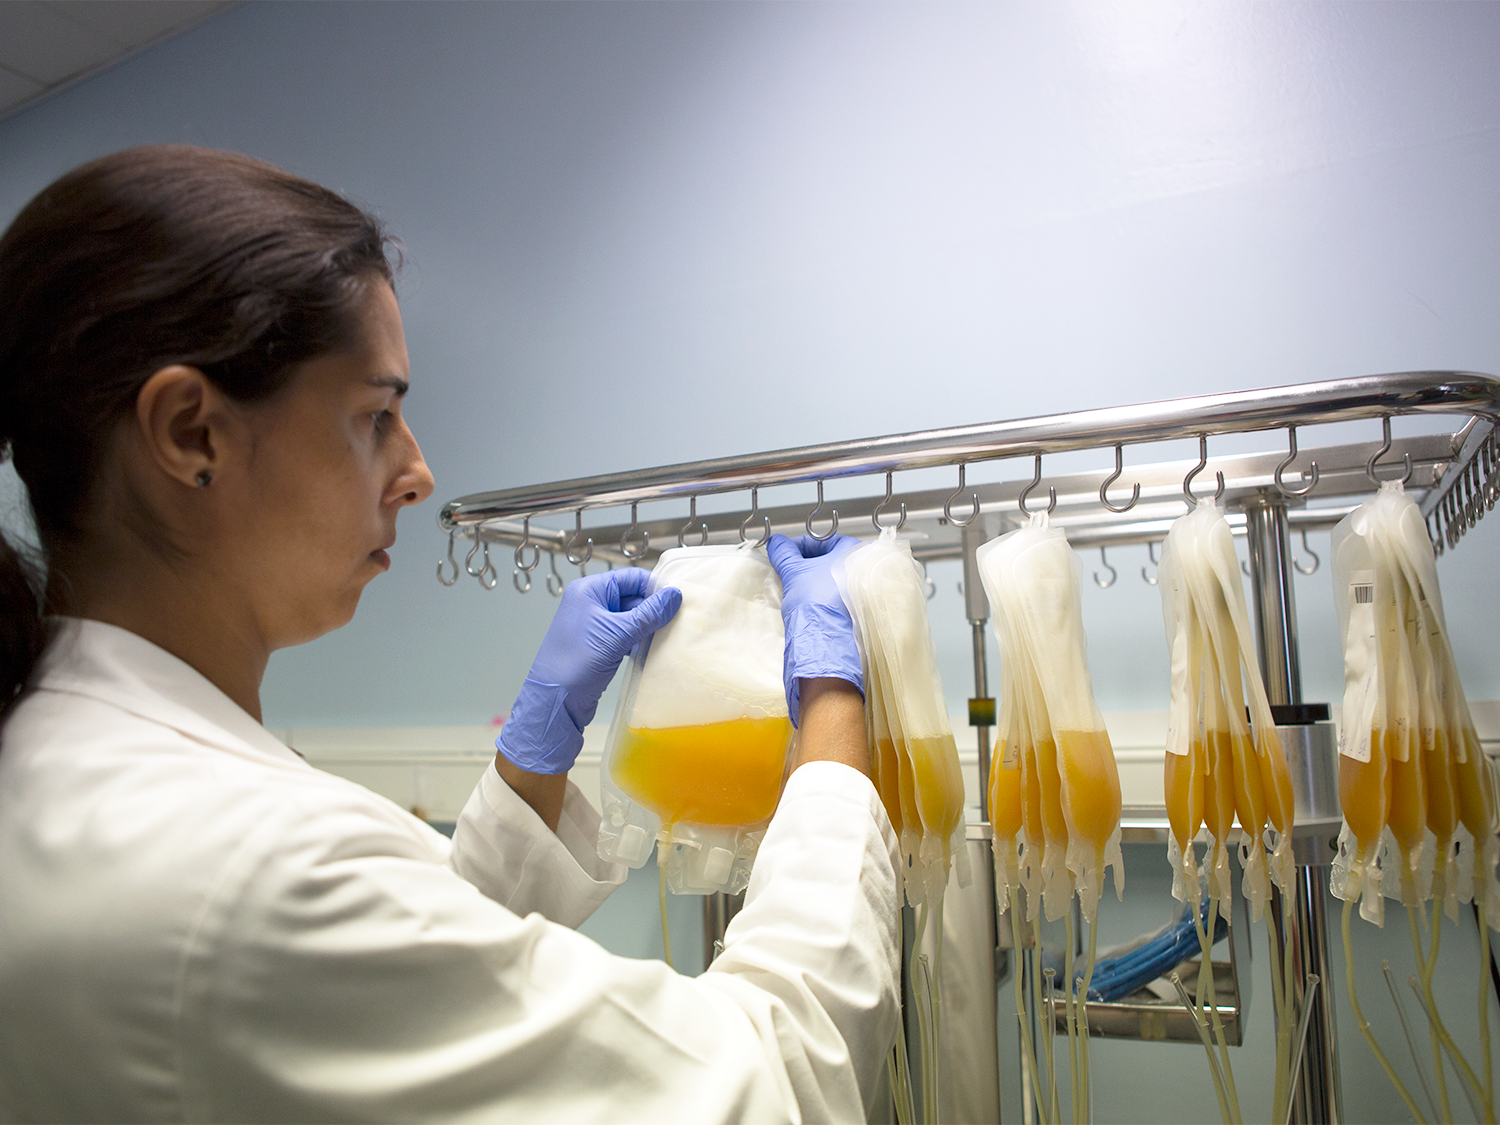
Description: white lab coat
0,619,900,1123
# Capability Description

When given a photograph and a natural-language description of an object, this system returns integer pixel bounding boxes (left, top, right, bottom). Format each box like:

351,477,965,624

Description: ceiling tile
0,64,46,116
44,1,232,50
0,1,119,84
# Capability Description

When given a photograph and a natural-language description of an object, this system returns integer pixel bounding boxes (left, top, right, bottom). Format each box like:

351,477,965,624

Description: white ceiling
0,1,234,120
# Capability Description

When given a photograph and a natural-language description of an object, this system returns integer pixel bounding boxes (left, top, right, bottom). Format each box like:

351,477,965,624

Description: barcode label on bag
1354,583,1374,604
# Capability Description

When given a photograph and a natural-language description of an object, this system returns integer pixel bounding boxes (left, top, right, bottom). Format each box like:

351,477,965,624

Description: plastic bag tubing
597,544,793,895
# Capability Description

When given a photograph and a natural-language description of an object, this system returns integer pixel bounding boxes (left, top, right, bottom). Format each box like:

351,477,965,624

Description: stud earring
195,470,213,488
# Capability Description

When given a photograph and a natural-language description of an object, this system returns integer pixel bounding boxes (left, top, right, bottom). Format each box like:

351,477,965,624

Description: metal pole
1243,494,1342,1124
971,621,991,819
1244,498,1302,706
961,523,994,820
441,372,1500,527
702,892,742,971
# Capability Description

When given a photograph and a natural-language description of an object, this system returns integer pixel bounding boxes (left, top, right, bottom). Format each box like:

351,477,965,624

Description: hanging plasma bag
597,544,795,894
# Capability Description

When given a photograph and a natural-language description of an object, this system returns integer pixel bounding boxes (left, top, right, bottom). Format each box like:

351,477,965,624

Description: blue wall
3,5,1499,1122
1,0,1497,728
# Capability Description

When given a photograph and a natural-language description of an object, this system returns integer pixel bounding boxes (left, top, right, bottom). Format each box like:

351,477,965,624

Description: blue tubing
1074,899,1228,1003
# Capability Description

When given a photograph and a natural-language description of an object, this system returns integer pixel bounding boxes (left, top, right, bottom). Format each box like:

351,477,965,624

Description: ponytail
0,505,45,716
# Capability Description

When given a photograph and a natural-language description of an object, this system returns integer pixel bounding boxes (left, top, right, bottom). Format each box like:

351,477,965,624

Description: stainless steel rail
440,371,1500,529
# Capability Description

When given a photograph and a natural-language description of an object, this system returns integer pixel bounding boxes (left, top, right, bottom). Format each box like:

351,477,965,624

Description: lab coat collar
35,617,309,770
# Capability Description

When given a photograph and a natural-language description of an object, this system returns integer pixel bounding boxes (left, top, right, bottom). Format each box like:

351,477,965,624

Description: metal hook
943,463,980,527
1093,546,1118,588
437,530,459,586
475,543,498,590
1099,444,1140,514
918,559,936,601
1017,454,1056,517
872,471,907,532
1293,528,1320,576
546,552,566,596
564,509,593,568
1183,435,1226,506
1142,541,1160,586
1366,415,1413,486
1274,426,1319,498
621,502,649,560
739,487,771,546
1242,558,1251,577
514,517,542,573
678,496,708,548
464,536,485,578
806,481,839,540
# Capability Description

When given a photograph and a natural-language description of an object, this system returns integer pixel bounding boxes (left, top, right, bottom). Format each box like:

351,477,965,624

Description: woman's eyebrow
365,374,410,396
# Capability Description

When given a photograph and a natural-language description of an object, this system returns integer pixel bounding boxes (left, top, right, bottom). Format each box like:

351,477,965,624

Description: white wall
1,1,1497,730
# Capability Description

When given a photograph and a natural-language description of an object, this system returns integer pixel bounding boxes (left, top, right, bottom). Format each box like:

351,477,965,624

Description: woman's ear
133,366,230,488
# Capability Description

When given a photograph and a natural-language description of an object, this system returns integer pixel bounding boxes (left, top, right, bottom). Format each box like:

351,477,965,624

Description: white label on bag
1001,739,1019,769
1338,569,1378,763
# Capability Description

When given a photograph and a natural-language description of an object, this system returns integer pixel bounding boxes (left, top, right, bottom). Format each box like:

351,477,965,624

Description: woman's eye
371,410,393,433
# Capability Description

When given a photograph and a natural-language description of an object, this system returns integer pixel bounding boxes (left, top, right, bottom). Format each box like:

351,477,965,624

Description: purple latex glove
766,533,864,727
497,569,682,774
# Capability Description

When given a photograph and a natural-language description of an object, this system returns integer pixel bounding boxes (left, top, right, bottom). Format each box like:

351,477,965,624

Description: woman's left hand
496,569,681,775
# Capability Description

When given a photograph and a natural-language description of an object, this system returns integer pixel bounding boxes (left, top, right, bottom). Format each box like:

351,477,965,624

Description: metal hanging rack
437,370,1500,1124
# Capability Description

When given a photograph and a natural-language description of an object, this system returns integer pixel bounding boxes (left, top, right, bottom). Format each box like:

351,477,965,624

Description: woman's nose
390,422,435,507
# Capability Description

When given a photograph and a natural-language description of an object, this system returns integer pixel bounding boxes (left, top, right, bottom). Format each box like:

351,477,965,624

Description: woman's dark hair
0,144,396,715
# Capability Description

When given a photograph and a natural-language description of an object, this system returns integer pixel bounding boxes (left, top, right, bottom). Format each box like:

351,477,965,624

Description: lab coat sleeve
447,761,625,928
176,762,900,1124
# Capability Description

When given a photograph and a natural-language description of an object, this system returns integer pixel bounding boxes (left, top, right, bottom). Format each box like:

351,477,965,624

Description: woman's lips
370,548,391,570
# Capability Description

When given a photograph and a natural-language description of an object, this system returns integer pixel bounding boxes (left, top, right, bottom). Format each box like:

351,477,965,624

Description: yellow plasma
895,733,920,843
1386,731,1426,857
910,732,965,841
1455,726,1493,839
873,737,904,837
1339,728,1393,857
876,735,964,841
1020,740,1045,846
990,747,1024,841
1229,732,1268,839
1203,732,1237,844
1164,741,1204,855
1421,728,1458,844
1054,728,1122,856
1256,728,1296,836
612,716,793,827
1034,736,1070,848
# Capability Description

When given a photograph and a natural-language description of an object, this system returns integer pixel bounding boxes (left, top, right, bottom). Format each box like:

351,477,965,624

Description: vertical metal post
972,621,992,818
961,523,994,820
702,891,742,971
1243,494,1343,1124
1244,496,1302,706
958,520,1010,1121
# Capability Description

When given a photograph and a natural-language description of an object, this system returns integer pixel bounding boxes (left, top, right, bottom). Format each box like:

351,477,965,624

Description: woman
0,146,899,1122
